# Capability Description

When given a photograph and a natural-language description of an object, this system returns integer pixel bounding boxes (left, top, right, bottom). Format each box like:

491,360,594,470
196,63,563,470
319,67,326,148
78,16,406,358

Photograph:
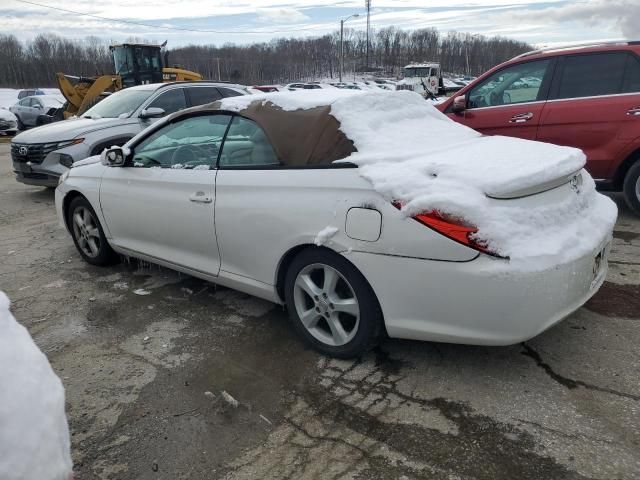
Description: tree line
0,28,531,88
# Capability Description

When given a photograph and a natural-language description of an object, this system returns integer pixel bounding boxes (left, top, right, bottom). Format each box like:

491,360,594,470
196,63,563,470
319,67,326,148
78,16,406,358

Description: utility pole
340,20,344,83
339,14,360,82
365,0,371,70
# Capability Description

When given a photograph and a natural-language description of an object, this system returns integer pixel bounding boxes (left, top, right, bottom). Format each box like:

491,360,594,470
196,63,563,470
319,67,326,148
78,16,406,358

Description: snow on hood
220,90,617,269
0,108,17,122
0,291,72,480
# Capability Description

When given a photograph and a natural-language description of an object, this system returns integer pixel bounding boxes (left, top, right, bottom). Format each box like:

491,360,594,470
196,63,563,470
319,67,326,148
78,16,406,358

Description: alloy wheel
72,206,101,258
293,263,360,346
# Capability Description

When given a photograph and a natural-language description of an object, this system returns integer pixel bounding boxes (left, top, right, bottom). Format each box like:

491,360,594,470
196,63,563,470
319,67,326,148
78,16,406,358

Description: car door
13,98,32,124
537,51,640,179
214,115,285,284
28,98,44,125
447,58,555,140
100,114,233,276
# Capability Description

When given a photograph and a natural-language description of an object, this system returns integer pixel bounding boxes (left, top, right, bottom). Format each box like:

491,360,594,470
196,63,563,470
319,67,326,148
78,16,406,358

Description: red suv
437,41,640,215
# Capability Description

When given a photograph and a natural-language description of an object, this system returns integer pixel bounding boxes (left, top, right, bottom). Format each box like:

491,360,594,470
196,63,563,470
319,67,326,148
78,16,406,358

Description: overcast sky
1,0,638,47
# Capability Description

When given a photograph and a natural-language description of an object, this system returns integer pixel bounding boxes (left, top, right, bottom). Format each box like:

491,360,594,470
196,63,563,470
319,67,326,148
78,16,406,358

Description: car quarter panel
214,168,478,288
346,238,610,345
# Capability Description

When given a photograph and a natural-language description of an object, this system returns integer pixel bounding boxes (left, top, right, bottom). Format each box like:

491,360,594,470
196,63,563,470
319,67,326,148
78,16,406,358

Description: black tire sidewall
284,248,382,358
67,196,117,266
623,161,640,216
15,115,24,130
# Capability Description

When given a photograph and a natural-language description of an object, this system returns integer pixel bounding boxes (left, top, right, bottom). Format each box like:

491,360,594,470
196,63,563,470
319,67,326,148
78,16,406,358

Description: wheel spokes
87,237,100,256
82,207,91,225
299,308,321,329
332,297,359,317
86,226,99,239
326,314,349,344
322,266,339,296
296,273,322,299
73,212,84,229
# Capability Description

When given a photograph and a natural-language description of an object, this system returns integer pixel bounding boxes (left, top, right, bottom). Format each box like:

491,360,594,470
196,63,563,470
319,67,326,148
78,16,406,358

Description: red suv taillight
394,203,503,257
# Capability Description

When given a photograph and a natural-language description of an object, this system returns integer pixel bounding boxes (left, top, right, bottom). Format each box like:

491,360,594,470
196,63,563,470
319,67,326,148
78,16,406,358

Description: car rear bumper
346,238,611,346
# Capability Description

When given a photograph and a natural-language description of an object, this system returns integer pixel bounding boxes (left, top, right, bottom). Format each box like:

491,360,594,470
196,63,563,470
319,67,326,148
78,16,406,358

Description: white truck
395,62,442,99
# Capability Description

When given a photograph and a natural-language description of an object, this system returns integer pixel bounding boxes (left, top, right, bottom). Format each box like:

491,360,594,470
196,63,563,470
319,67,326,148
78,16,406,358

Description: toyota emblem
19,146,28,156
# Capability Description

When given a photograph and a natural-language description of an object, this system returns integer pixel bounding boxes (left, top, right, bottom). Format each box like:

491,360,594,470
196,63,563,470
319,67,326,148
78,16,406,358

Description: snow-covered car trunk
326,91,617,270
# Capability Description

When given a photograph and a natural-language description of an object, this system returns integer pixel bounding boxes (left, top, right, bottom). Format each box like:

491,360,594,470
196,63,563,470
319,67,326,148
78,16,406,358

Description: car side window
219,116,280,168
623,55,640,93
186,87,222,107
147,89,187,115
131,114,232,169
19,98,30,107
468,59,550,108
555,53,627,99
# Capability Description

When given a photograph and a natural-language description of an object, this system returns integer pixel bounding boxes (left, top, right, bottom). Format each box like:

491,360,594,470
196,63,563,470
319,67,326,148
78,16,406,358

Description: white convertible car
56,90,617,357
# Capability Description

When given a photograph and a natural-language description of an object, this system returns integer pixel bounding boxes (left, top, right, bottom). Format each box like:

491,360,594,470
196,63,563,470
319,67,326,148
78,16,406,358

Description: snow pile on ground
220,90,617,270
0,291,73,480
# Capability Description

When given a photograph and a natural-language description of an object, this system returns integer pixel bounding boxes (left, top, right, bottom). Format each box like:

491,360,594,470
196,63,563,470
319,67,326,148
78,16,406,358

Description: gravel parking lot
1,141,639,480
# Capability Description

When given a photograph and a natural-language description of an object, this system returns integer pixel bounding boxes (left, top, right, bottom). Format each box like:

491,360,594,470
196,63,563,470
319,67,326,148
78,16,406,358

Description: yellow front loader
56,42,202,118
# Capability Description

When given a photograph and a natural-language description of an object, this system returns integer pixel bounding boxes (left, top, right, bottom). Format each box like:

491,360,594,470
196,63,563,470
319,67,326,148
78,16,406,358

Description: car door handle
189,191,213,203
509,112,534,123
626,107,640,116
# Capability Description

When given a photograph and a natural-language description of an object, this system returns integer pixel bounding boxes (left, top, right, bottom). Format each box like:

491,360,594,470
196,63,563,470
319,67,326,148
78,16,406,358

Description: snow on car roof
186,89,617,268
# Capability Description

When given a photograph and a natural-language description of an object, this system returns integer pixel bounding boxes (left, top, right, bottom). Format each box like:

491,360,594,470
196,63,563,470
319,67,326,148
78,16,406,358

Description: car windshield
404,67,434,77
82,89,154,119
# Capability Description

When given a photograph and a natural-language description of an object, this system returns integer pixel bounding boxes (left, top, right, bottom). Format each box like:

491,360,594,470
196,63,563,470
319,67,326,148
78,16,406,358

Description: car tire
67,196,118,266
15,115,24,131
623,160,640,216
284,247,383,358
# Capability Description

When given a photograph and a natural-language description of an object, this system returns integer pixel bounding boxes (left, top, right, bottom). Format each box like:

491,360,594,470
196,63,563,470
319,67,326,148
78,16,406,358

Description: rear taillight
394,203,502,257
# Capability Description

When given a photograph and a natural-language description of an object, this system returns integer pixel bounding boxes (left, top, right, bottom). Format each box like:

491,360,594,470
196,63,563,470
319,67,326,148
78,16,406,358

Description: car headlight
58,170,70,185
47,138,84,151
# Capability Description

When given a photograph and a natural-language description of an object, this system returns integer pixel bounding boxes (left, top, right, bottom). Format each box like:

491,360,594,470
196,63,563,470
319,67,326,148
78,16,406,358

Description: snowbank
220,90,617,269
0,291,73,480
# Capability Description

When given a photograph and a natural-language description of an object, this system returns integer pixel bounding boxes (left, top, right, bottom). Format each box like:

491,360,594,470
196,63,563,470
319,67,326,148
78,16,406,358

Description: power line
11,0,330,35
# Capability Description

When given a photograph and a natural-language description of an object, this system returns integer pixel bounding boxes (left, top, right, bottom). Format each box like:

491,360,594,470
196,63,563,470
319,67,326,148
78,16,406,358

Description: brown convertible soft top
173,99,357,166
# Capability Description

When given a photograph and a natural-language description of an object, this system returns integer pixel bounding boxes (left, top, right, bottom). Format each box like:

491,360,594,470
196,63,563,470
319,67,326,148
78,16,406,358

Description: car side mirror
451,96,466,114
101,146,127,167
139,107,166,119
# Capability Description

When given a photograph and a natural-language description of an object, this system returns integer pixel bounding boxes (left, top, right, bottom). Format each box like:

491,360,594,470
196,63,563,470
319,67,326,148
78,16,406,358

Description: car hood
12,117,138,143
0,109,17,122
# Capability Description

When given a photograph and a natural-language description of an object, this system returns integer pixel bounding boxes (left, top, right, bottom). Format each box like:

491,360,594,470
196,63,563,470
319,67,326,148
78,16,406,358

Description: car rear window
556,52,627,99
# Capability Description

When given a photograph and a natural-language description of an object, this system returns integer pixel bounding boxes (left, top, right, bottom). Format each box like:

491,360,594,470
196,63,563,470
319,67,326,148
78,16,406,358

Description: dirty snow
220,90,617,270
0,291,73,480
314,226,339,246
